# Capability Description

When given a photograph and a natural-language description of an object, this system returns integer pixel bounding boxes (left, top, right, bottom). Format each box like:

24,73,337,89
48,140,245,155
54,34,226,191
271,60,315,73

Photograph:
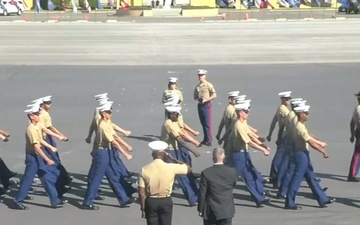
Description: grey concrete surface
0,64,359,225
1,20,360,66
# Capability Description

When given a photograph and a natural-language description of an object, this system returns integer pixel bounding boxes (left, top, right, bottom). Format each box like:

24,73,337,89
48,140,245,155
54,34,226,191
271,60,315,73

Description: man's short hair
212,147,225,159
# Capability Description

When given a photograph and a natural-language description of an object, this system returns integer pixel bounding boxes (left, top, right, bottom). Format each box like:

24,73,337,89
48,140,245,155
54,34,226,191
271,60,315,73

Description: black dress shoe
120,197,136,207
64,176,73,185
98,189,102,193
276,194,286,199
25,195,33,200
82,204,99,210
59,199,68,205
29,187,36,192
319,198,335,208
285,205,302,210
189,202,198,207
201,141,212,147
316,178,322,182
325,198,336,204
256,198,271,208
7,172,17,179
347,177,360,182
51,204,64,209
262,178,270,184
95,196,105,201
14,204,29,210
322,187,328,192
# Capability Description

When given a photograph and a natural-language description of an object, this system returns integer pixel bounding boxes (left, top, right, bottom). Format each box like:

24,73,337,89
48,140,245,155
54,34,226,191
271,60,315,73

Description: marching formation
0,69,359,217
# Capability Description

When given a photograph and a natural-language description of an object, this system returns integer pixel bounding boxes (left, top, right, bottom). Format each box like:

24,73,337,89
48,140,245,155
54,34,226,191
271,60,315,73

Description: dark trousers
348,129,360,178
197,102,212,143
269,132,286,185
165,149,198,205
84,149,129,206
203,206,232,225
45,135,70,179
231,151,264,204
204,218,232,225
145,197,173,225
0,157,13,189
14,154,60,207
285,150,328,208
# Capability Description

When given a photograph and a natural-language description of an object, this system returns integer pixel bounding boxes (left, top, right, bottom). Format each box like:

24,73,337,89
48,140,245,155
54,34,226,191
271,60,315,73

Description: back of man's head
212,147,225,163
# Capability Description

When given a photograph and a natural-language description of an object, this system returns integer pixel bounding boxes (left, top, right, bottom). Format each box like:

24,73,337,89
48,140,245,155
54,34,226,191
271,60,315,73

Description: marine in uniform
86,93,132,144
162,77,184,105
215,91,240,159
229,102,271,207
276,98,306,197
218,96,265,169
266,91,292,187
348,91,360,182
285,105,335,210
82,102,135,210
14,104,66,210
193,69,217,146
164,96,200,141
138,140,191,225
160,105,200,206
33,96,73,187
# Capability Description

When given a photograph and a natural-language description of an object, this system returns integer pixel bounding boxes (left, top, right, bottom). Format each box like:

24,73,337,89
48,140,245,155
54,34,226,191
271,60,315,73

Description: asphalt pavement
0,64,359,225
1,21,360,66
0,20,359,225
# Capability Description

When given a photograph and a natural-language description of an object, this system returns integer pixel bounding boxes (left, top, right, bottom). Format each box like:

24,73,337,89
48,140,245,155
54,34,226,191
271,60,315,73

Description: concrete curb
276,18,288,21
46,20,59,23
12,20,27,23
74,20,89,23
105,19,118,23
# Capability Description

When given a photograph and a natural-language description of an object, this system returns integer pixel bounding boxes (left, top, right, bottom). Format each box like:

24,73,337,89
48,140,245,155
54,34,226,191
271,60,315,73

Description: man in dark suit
198,147,238,225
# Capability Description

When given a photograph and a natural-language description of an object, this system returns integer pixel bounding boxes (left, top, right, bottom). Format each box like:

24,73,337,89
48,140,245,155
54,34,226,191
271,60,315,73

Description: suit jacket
197,164,238,220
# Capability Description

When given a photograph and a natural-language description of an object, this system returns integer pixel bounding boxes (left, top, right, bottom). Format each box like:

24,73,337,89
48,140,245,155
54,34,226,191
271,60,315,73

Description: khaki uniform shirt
274,105,290,131
193,81,215,101
37,117,47,139
89,109,102,137
285,111,297,145
352,105,360,129
222,104,236,132
41,110,53,128
26,123,42,154
138,159,188,197
160,119,181,150
231,120,251,151
162,90,184,103
95,119,115,149
293,122,311,150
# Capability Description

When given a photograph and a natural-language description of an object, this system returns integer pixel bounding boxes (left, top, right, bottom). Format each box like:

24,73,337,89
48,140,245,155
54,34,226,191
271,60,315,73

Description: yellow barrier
190,0,216,8
24,0,33,10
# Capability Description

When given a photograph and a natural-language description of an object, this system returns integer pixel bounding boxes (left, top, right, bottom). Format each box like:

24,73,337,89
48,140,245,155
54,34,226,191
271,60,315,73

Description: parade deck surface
0,21,360,225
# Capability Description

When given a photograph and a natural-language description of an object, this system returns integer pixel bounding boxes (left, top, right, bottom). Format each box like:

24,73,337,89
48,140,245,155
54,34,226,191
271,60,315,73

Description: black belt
149,195,171,198
231,149,246,153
